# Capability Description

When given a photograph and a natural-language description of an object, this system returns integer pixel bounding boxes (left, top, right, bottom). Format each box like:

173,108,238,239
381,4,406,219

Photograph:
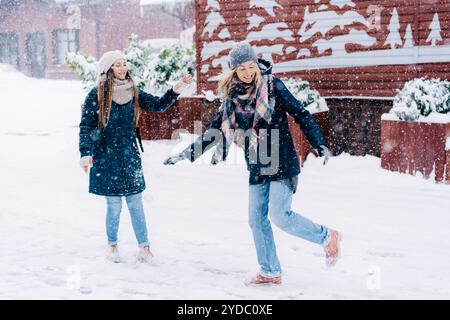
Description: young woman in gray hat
79,50,192,263
164,42,341,285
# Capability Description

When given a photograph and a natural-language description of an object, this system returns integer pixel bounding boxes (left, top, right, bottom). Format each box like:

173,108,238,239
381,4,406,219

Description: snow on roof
54,0,191,7
382,112,450,124
140,0,190,5
53,0,102,5
141,38,179,50
54,0,83,3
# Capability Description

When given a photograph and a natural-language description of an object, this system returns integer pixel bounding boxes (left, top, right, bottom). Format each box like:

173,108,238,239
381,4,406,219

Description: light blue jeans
105,193,149,247
248,179,330,277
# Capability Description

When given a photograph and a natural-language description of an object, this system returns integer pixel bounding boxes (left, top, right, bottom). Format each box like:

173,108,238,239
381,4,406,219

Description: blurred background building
0,0,194,78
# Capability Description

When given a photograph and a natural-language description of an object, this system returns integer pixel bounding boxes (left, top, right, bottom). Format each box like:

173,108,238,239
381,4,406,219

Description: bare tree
152,0,195,30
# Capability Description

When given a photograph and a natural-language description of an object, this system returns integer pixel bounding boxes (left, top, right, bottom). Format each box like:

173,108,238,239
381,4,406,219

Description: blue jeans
105,193,149,247
248,179,329,277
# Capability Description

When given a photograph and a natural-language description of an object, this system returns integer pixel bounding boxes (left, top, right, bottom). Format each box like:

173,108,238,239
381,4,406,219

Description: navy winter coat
79,88,179,196
185,60,325,185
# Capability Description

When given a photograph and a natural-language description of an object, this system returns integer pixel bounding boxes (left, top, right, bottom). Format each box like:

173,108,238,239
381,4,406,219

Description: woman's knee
126,192,141,202
126,193,142,205
248,208,270,230
269,208,292,229
106,196,122,210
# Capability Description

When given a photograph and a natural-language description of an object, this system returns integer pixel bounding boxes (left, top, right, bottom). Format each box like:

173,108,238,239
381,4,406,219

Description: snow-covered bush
147,40,195,94
123,33,154,90
65,52,98,90
281,78,328,113
66,34,196,94
390,78,450,121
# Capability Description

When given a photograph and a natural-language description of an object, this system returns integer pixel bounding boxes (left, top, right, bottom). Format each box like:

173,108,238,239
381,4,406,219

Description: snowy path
1,68,449,299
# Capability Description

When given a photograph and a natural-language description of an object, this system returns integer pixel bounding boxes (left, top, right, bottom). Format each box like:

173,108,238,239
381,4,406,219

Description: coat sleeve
79,88,99,158
138,88,180,113
274,78,325,149
184,109,224,162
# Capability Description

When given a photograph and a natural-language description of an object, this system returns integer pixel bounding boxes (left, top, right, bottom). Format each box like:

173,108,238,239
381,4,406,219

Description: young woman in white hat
79,50,192,263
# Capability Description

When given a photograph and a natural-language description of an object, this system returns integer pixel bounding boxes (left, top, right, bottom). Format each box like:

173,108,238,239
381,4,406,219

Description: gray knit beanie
229,41,258,70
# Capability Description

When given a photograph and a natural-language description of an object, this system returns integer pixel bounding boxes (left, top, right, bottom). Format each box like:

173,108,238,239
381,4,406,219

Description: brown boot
248,274,282,285
107,244,121,263
137,245,154,264
323,229,342,267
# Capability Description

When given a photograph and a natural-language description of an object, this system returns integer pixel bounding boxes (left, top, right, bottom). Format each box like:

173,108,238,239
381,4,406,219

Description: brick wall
138,97,220,140
327,98,393,157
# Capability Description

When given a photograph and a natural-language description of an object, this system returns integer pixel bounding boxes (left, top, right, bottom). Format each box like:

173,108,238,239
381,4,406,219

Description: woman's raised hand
174,74,193,93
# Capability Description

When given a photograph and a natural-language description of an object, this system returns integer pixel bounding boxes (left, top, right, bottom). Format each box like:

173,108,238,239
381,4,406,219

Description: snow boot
323,229,342,267
137,245,155,264
107,244,121,263
247,274,282,286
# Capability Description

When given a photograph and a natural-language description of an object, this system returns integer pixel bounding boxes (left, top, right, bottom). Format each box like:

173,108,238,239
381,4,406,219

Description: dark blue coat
185,60,325,185
79,87,179,196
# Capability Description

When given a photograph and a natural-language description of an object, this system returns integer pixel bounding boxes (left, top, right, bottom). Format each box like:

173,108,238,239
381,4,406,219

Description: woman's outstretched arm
138,88,180,113
274,78,325,149
184,111,223,162
138,75,192,113
163,110,223,165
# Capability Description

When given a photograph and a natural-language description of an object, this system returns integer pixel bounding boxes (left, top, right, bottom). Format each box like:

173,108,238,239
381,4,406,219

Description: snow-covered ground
1,66,449,300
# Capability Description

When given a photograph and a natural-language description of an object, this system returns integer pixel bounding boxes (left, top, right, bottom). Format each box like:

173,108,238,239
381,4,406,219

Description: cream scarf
112,78,134,105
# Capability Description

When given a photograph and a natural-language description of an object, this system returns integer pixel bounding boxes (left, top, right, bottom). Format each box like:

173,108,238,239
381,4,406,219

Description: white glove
163,152,187,165
314,145,332,165
201,90,218,102
80,156,93,173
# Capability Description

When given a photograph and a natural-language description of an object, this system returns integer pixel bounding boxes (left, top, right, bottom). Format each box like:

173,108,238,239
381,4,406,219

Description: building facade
195,0,450,156
0,0,194,78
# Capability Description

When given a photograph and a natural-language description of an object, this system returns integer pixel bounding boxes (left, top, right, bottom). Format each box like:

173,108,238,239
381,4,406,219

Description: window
52,29,79,65
0,33,19,67
0,0,20,6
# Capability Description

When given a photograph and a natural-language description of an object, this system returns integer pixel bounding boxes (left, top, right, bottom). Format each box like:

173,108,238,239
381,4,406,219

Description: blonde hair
97,69,140,128
217,64,262,98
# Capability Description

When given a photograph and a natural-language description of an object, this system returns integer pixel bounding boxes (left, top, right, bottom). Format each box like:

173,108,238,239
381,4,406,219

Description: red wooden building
194,0,450,157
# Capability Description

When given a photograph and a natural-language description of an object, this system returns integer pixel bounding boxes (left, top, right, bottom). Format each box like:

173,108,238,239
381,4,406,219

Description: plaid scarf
212,73,275,163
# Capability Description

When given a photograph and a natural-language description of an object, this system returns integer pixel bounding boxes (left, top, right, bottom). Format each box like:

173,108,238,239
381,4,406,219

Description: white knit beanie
98,50,125,75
